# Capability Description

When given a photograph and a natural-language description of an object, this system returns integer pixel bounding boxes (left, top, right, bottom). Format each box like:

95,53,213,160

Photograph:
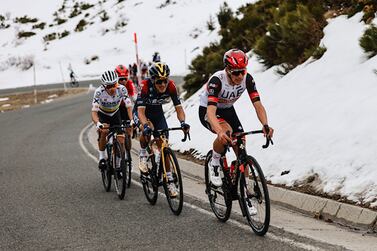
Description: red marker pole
133,33,142,90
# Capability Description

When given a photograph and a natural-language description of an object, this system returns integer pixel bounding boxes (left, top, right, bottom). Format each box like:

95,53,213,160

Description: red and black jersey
136,78,181,108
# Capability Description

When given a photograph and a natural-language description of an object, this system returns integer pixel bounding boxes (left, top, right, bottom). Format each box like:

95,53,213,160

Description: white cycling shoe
138,156,148,174
209,162,223,187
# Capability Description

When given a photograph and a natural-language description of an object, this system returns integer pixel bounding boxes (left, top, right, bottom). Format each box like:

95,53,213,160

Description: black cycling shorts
146,107,169,138
119,105,130,123
198,106,244,134
98,110,123,131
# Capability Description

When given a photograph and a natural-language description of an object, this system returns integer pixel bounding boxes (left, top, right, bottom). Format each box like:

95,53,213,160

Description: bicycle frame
148,127,189,183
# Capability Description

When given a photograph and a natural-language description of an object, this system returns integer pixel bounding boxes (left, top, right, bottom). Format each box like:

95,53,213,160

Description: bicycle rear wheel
162,148,183,215
204,151,232,222
239,156,270,236
113,141,127,200
125,149,132,188
141,155,158,205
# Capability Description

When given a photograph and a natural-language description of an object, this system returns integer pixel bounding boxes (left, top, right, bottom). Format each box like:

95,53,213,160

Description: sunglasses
229,69,246,76
105,84,116,89
155,78,168,85
118,78,127,81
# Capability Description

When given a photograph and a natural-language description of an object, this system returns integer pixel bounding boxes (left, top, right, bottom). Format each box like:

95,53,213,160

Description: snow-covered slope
0,0,252,89
166,13,377,207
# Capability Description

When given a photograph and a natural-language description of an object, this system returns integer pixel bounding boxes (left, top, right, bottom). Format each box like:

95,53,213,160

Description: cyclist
115,64,136,155
137,62,190,196
91,70,132,170
198,48,274,187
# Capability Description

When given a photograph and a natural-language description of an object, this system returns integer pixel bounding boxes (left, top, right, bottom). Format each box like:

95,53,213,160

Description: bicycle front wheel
141,155,158,205
204,150,232,222
113,141,127,200
239,156,270,236
162,148,183,215
101,166,112,192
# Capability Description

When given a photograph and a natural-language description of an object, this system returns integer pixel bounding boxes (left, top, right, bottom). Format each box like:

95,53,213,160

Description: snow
0,97,10,102
1,1,376,206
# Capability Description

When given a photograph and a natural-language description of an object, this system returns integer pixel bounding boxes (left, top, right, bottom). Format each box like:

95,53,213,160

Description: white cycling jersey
92,84,132,116
199,70,260,109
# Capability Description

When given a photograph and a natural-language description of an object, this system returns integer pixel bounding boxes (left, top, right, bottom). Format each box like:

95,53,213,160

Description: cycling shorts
198,106,244,134
98,110,123,134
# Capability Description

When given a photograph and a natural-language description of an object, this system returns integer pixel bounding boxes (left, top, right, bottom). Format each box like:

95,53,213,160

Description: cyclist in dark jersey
137,62,190,196
198,49,274,187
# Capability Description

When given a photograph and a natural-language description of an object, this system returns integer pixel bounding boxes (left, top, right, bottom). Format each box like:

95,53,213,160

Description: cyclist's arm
253,101,268,126
91,111,100,124
91,90,100,125
207,106,223,134
206,77,223,134
245,74,268,126
168,81,185,123
137,106,148,126
136,80,148,126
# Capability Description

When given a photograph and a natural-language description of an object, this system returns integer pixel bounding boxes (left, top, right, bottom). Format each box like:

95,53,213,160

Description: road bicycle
101,125,128,200
140,127,190,215
204,130,273,235
122,120,133,188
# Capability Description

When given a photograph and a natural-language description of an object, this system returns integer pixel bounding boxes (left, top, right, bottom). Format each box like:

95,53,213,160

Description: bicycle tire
141,155,158,205
125,149,132,188
204,150,232,222
162,148,183,215
113,140,127,200
101,167,112,192
101,145,112,192
239,156,270,236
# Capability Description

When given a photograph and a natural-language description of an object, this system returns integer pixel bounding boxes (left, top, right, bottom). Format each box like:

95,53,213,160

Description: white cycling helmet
101,70,118,86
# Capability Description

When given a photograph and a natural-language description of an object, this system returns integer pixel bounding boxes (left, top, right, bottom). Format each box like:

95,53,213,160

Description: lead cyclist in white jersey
198,48,274,187
91,70,132,170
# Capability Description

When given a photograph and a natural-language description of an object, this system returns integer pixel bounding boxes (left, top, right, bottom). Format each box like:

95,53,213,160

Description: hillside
0,0,253,89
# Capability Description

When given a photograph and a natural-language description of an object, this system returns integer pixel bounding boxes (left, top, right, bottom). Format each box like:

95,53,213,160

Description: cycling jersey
199,70,260,109
136,78,181,110
121,80,136,100
136,78,181,138
92,84,132,117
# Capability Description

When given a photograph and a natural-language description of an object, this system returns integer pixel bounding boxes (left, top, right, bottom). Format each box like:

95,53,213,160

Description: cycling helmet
223,49,248,69
115,64,129,78
149,62,170,79
101,70,118,86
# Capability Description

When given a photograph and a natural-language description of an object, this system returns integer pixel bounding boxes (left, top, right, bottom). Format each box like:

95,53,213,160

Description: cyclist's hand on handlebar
218,130,231,145
263,124,274,138
143,124,152,137
96,121,104,130
180,121,190,132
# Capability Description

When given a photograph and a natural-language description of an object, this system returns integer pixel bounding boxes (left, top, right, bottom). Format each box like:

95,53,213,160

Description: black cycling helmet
149,62,170,80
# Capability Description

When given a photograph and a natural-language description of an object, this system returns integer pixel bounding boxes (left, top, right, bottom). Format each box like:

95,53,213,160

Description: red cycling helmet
115,64,129,78
223,49,248,69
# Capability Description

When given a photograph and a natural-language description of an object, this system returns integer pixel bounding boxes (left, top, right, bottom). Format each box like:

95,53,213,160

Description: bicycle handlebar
152,127,191,142
230,130,274,149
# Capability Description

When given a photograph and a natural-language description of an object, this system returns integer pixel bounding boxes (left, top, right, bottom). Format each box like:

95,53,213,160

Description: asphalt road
0,92,311,250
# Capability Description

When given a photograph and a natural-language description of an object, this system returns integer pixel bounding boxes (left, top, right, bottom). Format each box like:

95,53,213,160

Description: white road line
79,124,324,251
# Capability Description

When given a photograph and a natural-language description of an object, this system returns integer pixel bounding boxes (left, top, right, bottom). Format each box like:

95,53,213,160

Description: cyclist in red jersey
115,65,136,152
198,49,274,187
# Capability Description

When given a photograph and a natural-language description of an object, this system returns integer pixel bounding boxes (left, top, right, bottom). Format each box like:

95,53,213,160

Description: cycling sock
167,171,173,181
211,150,221,166
139,148,147,157
99,150,106,160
